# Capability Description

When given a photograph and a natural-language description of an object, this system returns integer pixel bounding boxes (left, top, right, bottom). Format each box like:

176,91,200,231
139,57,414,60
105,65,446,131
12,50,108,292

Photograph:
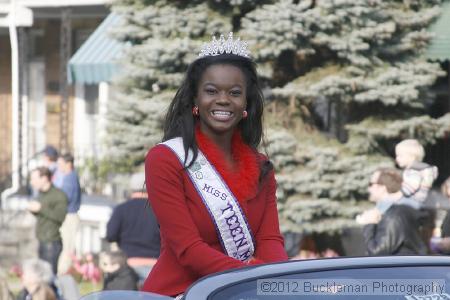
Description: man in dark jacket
106,172,160,283
28,167,68,275
360,168,427,255
100,251,138,291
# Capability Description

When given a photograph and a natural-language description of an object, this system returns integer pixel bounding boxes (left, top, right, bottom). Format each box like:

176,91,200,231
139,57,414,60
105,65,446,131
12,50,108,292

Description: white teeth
212,111,232,116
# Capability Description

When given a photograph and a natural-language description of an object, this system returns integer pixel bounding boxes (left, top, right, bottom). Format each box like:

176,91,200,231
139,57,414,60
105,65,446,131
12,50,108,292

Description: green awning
68,13,124,84
426,1,450,62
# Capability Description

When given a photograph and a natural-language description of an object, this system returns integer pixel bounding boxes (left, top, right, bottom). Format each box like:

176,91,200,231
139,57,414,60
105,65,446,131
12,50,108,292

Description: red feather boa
195,127,260,202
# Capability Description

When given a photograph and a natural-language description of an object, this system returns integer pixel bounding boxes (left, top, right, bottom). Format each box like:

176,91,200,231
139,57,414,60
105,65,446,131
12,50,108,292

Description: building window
84,84,99,115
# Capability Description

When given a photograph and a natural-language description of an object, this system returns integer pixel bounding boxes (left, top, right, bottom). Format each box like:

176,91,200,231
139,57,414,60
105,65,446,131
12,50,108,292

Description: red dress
142,129,288,296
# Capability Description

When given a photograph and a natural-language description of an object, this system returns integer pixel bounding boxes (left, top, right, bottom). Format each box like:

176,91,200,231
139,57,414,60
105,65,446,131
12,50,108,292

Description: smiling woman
196,64,247,147
142,33,288,297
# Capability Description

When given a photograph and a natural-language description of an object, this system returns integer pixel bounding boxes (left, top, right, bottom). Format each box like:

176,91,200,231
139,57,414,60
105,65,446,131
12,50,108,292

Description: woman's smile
211,110,234,121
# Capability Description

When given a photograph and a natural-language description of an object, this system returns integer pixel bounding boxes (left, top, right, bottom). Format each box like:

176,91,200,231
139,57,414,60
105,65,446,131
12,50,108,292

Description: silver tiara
198,32,251,58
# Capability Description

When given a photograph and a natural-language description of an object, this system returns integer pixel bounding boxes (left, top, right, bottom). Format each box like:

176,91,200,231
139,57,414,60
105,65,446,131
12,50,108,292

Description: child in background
71,253,101,285
395,139,438,204
99,251,138,291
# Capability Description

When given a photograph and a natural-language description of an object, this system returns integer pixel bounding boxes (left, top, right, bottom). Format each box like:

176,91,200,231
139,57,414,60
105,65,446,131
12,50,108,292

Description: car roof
184,256,450,300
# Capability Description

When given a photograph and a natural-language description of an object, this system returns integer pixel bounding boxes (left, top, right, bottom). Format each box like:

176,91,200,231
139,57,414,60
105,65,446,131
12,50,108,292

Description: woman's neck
200,129,234,163
212,137,233,163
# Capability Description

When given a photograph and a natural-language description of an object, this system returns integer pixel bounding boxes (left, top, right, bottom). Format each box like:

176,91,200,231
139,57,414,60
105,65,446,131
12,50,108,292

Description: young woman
143,33,288,297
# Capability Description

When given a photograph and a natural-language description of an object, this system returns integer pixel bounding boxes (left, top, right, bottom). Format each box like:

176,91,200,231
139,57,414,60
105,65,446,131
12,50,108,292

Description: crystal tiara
198,32,251,58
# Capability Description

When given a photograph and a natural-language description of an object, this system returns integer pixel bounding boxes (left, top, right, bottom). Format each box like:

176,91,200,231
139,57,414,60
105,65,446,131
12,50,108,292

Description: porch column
59,8,72,153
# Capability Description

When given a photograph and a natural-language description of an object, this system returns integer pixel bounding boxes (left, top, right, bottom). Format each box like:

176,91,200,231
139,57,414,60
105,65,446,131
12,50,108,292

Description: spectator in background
31,145,59,197
360,168,428,255
17,259,58,300
0,269,14,300
106,172,160,284
70,253,101,285
432,177,450,254
99,251,138,291
41,146,59,177
55,154,81,275
356,165,420,223
28,167,68,275
439,177,450,238
395,139,438,204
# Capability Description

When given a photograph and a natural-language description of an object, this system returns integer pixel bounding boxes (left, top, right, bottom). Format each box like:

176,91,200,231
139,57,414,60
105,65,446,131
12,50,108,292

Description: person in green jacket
28,167,68,275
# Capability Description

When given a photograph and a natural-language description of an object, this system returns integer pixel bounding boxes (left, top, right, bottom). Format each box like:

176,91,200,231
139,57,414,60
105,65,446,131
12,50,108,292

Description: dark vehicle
79,291,172,300
81,256,450,300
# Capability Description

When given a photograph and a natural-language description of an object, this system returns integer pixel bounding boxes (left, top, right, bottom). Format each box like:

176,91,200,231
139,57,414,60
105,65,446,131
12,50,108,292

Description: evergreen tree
104,1,232,172
241,0,449,234
105,0,449,235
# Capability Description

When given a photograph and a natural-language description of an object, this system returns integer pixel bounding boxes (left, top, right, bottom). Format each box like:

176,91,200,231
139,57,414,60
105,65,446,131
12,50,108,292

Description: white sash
161,137,255,262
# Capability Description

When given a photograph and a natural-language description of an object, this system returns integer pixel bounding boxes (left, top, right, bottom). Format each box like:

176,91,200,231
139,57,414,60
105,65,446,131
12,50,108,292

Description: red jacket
142,134,288,296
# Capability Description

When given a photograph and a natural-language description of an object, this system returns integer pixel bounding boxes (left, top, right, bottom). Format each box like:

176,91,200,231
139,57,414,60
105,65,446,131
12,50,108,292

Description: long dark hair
163,54,272,181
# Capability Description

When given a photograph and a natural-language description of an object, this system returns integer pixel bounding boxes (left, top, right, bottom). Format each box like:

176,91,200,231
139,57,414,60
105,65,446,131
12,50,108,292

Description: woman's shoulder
256,151,269,162
145,139,185,169
254,151,275,183
255,152,273,168
146,138,182,157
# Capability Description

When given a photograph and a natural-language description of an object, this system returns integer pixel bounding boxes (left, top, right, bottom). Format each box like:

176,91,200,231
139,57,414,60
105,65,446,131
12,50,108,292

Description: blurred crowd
289,139,450,259
356,139,449,256
0,146,160,299
1,138,449,299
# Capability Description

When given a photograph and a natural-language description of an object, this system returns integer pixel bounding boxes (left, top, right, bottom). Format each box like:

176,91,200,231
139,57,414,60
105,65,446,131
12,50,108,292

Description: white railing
75,195,114,255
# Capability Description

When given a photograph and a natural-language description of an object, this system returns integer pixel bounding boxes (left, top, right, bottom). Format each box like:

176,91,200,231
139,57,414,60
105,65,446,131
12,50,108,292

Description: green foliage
265,126,392,233
105,0,449,235
105,90,172,168
241,0,316,61
347,114,450,154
